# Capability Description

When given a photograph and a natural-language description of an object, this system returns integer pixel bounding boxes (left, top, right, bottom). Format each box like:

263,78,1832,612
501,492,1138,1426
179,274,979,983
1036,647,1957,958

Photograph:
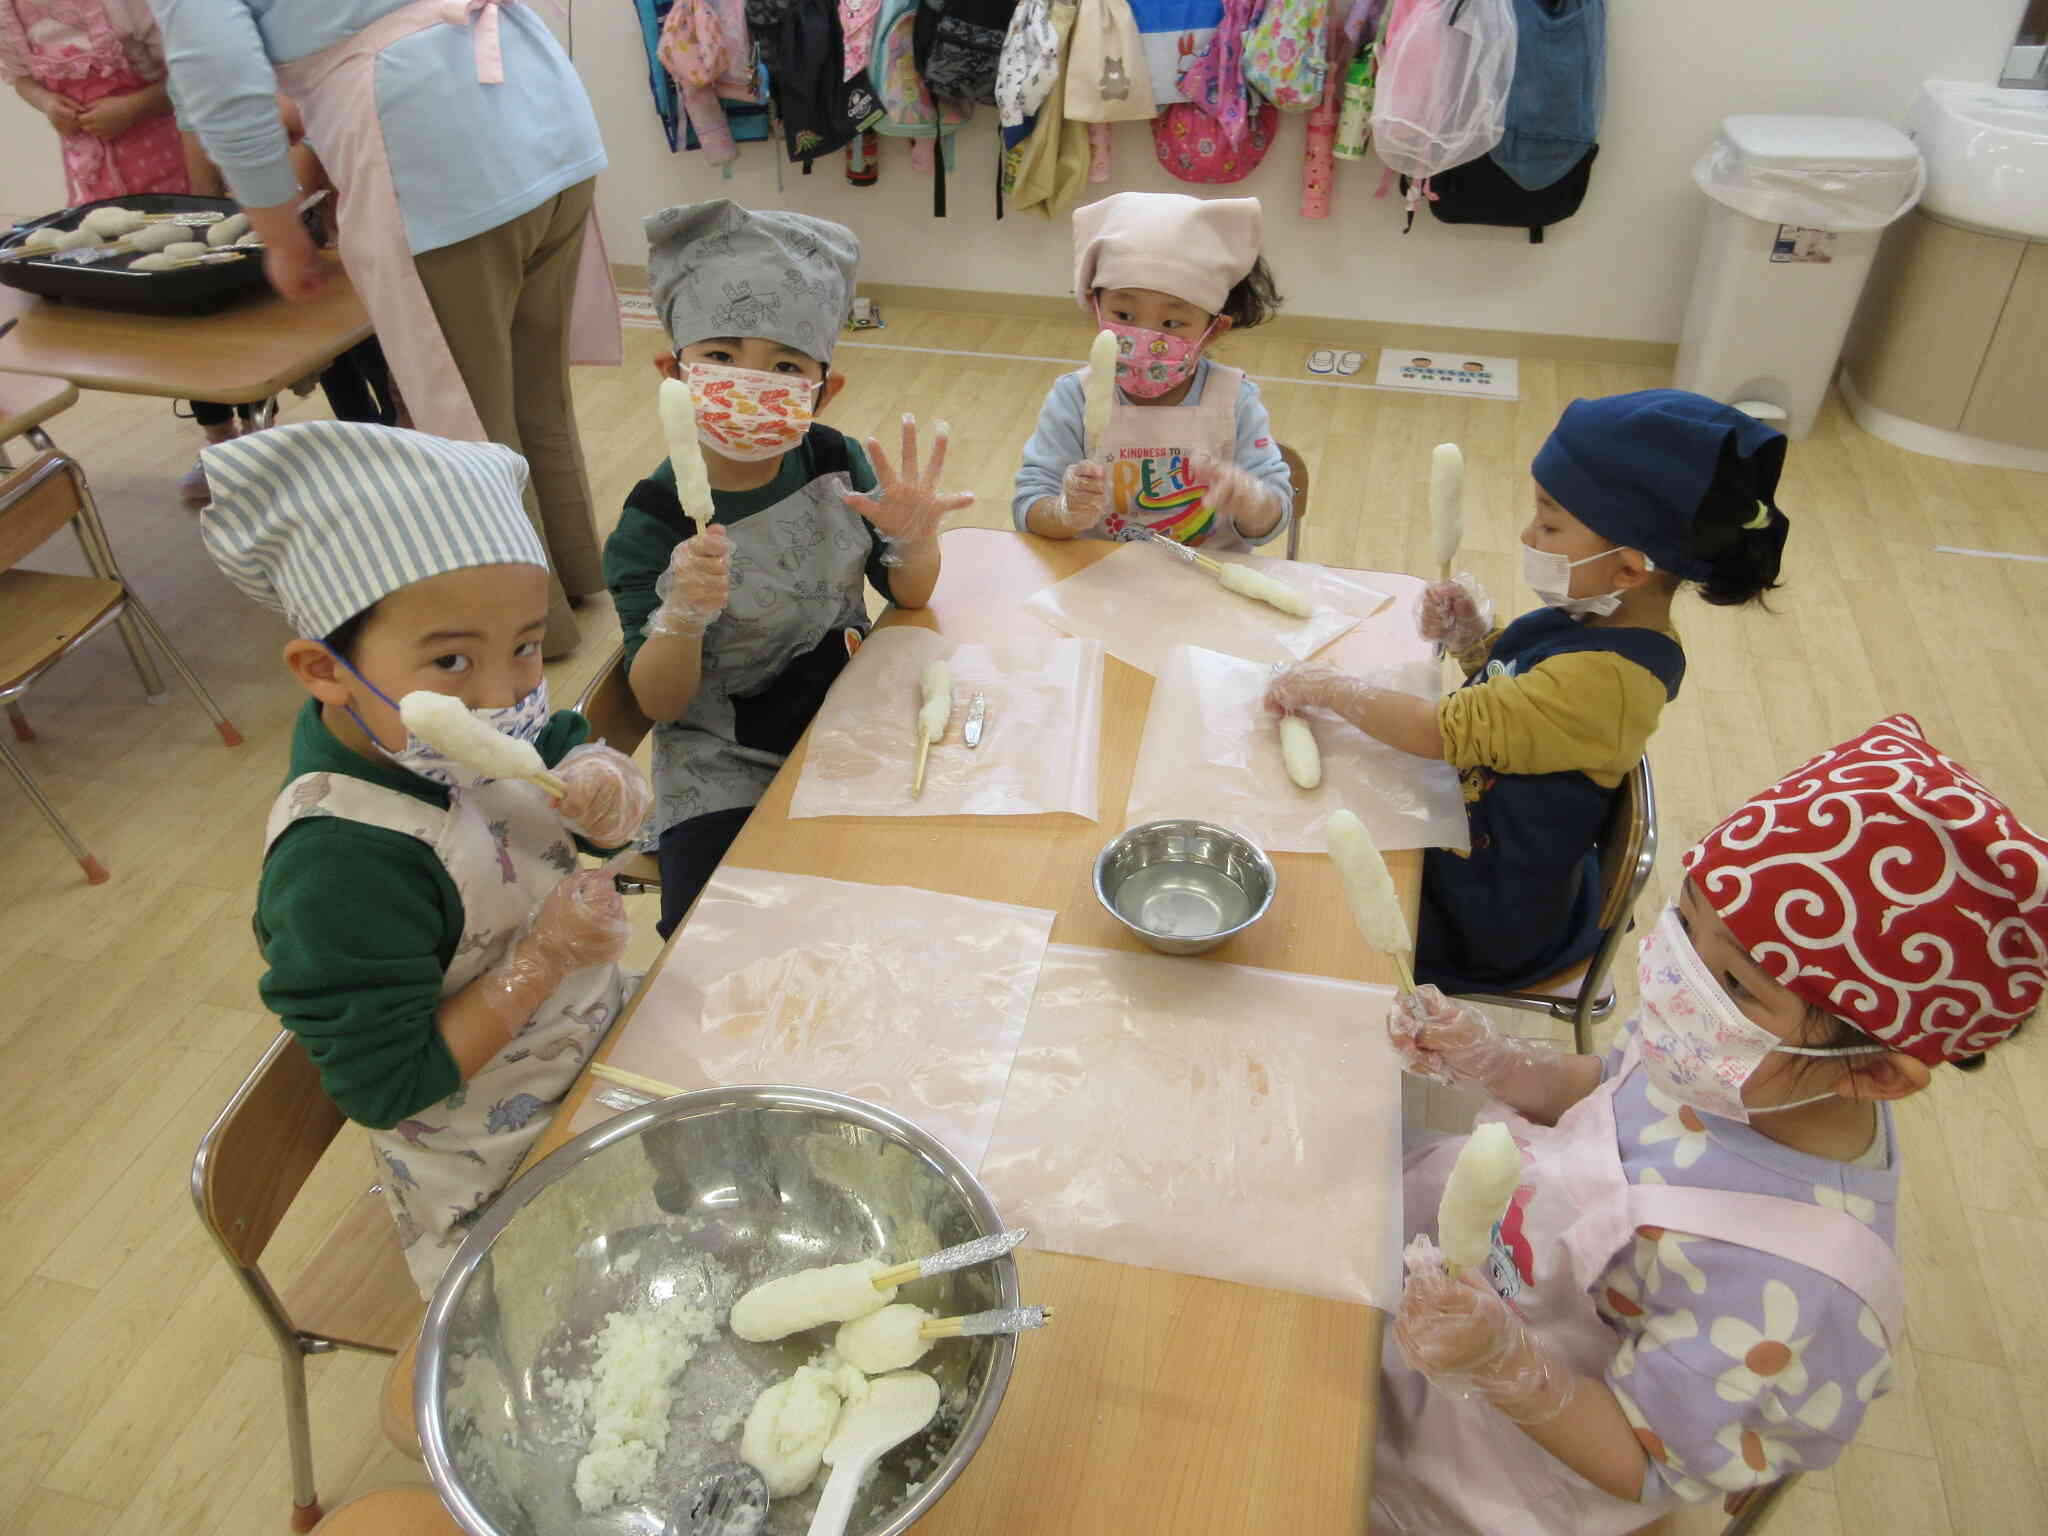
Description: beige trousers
415,177,602,655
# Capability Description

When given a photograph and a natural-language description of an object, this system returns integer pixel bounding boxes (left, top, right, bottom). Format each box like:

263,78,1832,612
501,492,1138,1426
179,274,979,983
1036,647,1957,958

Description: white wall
2,1,2024,344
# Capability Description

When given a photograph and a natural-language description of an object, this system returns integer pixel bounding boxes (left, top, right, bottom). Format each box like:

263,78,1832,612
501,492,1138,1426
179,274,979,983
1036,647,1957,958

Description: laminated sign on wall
1374,346,1520,399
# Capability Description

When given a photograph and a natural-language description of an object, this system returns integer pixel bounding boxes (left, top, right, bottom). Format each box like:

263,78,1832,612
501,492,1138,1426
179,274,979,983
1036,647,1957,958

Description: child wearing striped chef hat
200,420,653,1296
1370,715,2043,1534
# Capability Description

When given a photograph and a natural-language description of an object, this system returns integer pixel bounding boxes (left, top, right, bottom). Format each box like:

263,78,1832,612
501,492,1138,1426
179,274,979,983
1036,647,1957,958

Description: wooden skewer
527,768,570,800
1391,950,1417,996
917,1307,1055,1340
872,1256,926,1290
589,1062,685,1099
1439,560,1452,583
912,727,932,799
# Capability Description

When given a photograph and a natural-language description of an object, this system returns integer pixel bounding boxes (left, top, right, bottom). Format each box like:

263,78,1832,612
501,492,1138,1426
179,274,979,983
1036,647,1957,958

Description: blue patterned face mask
325,645,549,788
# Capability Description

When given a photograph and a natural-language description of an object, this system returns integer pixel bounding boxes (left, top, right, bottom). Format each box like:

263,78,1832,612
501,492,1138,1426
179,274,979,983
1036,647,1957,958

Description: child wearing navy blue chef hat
1269,389,1791,993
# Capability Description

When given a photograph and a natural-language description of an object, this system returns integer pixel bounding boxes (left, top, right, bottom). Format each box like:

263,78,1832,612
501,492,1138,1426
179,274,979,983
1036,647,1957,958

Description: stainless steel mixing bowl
1093,818,1277,955
417,1085,1018,1536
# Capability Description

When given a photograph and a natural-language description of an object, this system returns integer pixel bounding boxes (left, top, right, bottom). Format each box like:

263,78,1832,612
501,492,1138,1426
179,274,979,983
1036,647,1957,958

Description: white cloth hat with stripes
198,421,546,639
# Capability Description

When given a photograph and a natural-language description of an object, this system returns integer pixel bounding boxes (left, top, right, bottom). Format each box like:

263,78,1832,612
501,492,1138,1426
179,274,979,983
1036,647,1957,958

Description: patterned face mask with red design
1092,304,1218,399
684,361,819,461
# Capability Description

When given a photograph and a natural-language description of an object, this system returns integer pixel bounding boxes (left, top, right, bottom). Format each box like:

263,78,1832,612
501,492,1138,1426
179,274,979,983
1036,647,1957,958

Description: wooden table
0,254,370,404
532,528,1420,1534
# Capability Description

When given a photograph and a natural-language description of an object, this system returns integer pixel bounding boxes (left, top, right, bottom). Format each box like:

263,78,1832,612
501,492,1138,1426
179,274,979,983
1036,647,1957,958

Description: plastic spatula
804,1372,941,1536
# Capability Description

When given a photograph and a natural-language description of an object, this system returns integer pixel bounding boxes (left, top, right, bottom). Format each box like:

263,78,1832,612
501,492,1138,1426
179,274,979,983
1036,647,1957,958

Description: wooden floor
1,307,2043,1535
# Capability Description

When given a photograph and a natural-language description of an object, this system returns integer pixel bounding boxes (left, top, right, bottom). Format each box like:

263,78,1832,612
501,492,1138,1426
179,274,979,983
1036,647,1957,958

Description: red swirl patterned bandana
1682,714,2048,1064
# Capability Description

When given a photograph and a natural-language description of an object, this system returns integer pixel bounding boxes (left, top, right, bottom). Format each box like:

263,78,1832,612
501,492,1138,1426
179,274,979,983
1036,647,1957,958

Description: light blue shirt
152,0,605,254
1011,360,1293,550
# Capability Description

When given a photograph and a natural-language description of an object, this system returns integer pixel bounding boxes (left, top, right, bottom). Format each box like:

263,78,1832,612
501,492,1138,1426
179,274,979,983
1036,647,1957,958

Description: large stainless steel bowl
417,1085,1018,1536
1094,818,1277,956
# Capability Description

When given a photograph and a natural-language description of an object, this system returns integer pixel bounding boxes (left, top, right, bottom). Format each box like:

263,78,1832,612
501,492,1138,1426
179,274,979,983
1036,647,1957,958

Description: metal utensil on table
963,692,986,749
872,1227,1028,1289
1094,819,1277,956
667,1462,770,1536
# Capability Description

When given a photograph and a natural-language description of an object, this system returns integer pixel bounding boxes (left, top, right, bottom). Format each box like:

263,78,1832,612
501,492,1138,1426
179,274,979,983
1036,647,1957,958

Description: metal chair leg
5,702,30,742
113,592,243,745
1721,1473,1798,1534
279,1342,323,1532
0,734,108,882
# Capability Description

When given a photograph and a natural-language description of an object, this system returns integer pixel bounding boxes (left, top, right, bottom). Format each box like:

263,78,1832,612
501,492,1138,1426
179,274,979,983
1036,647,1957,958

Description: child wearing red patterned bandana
1368,714,2044,1535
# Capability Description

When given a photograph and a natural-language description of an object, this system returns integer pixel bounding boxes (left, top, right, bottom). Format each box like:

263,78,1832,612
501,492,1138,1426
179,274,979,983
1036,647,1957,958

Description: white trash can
1673,115,1923,439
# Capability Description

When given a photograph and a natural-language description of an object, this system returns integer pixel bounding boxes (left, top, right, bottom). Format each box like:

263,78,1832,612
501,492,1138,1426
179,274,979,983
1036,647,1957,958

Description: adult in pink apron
212,1,620,652
1095,359,1249,551
1372,1036,1905,1535
1,0,185,203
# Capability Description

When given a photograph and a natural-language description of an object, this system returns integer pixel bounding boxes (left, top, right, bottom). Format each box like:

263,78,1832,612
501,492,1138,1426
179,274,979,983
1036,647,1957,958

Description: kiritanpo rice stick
1430,443,1464,580
1327,808,1414,991
657,375,715,527
1436,1121,1523,1273
1083,329,1118,458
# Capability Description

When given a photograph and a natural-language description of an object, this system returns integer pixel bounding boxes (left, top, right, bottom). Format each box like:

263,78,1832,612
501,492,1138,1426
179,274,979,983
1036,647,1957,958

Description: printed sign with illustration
1374,346,1521,401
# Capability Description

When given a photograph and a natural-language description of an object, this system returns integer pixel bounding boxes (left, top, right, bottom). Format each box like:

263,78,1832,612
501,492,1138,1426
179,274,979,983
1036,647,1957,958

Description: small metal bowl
1093,819,1276,956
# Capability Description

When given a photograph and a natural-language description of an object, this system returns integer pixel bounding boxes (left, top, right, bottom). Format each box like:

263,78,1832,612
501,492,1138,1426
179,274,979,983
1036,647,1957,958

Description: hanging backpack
915,0,1021,106
997,0,1063,127
1491,0,1603,191
866,0,974,213
1423,140,1596,241
748,0,884,169
1242,0,1331,112
1176,0,1258,148
1369,0,1516,209
659,0,760,166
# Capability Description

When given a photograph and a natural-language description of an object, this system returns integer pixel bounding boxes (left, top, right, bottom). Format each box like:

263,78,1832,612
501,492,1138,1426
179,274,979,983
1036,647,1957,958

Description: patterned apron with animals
649,471,871,836
1092,360,1249,551
264,770,623,1297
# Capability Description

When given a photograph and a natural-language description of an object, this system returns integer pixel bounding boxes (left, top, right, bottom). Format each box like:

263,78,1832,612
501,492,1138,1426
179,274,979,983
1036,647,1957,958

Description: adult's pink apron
1371,1038,1905,1534
274,0,620,444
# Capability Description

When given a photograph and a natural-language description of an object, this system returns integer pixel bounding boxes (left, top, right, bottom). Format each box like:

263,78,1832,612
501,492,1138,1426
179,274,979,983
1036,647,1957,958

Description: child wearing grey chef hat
604,199,972,936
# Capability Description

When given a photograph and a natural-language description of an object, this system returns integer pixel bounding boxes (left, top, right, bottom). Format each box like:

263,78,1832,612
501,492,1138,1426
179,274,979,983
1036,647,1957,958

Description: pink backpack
657,0,758,166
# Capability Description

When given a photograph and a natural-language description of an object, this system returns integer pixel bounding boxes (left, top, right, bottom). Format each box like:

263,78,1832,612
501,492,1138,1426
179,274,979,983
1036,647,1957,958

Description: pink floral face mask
1092,304,1218,399
684,361,819,461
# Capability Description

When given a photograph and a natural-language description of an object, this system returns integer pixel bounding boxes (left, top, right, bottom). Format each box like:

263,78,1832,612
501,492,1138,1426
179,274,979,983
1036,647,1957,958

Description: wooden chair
1278,442,1310,560
1,450,241,883
311,1487,460,1534
572,642,664,894
1451,757,1659,1054
192,1031,425,1532
0,372,78,469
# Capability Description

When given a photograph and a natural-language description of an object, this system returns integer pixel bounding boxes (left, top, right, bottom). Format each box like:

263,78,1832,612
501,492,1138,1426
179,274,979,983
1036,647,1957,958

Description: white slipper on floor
1336,350,1365,376
1307,348,1336,375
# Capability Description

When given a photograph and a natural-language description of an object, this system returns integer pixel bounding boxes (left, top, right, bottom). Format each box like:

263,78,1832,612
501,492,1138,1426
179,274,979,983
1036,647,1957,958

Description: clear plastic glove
551,743,652,847
1264,661,1383,719
647,525,731,638
843,415,975,564
1395,1235,1577,1424
1417,575,1493,654
474,869,631,1029
1050,461,1109,533
1189,453,1277,534
1388,985,1557,1092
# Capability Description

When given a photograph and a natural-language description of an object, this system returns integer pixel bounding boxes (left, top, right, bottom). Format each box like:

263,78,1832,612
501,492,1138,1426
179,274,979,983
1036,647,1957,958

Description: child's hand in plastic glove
551,744,652,847
1417,575,1492,653
1395,1236,1575,1424
843,415,975,563
476,869,630,1028
1265,661,1369,717
648,525,730,638
1052,461,1109,533
1189,453,1276,533
1388,986,1551,1091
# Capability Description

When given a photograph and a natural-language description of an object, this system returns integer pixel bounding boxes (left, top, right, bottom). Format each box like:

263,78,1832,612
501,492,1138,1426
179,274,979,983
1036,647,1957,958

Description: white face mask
1520,542,1644,619
1635,905,1883,1123
329,645,551,789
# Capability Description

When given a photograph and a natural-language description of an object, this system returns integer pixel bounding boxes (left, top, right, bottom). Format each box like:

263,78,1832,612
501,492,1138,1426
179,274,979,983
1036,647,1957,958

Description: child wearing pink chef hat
1371,714,2045,1533
1012,191,1293,552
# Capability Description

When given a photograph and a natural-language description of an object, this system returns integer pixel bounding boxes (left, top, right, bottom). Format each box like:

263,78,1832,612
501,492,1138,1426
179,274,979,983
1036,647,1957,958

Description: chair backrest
1595,757,1657,934
1279,443,1310,527
0,452,82,573
192,1030,350,1269
573,643,655,758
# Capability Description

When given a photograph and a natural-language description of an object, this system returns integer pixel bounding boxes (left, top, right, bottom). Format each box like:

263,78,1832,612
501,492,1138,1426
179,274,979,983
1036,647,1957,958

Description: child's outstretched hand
1188,453,1277,535
551,744,652,847
1052,461,1109,533
1388,985,1542,1091
648,525,730,638
1265,661,1367,717
1395,1236,1575,1424
845,414,975,563
1417,576,1492,653
476,869,631,1029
